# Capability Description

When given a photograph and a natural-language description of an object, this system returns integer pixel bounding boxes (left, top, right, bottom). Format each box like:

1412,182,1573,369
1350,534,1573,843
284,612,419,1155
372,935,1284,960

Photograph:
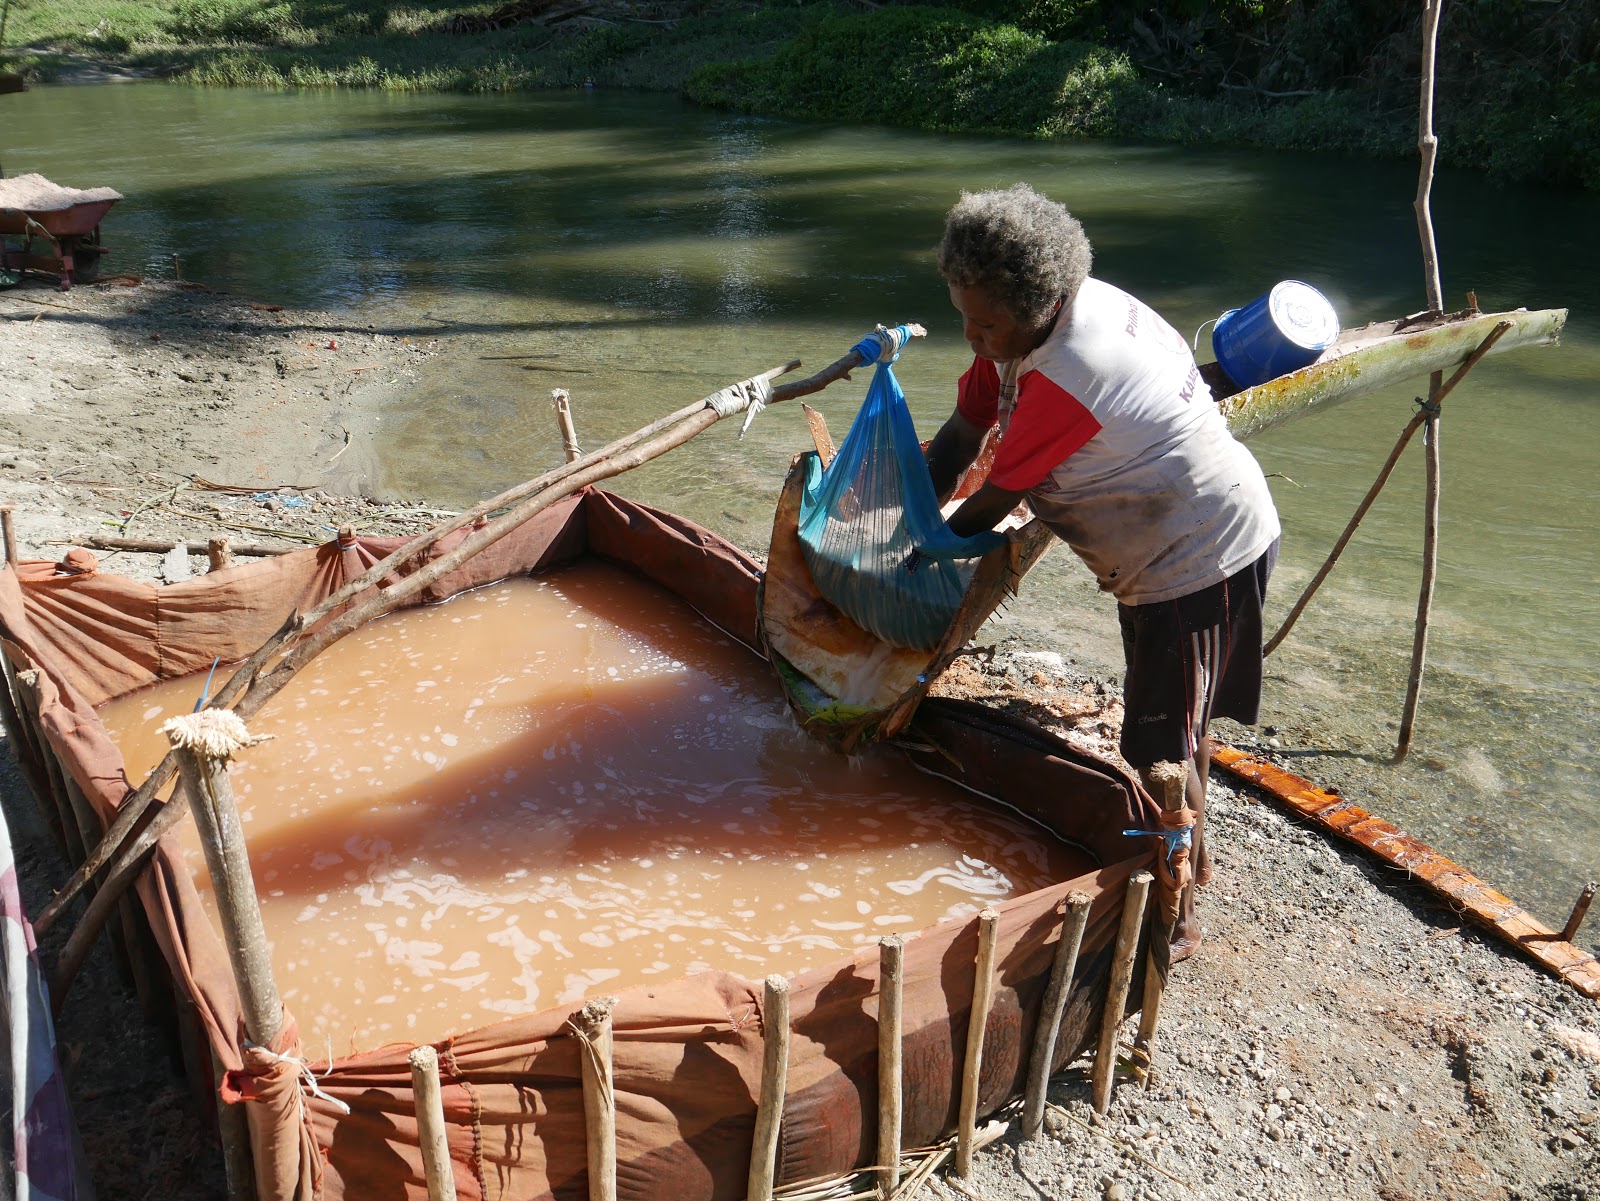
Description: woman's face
948,282,1056,362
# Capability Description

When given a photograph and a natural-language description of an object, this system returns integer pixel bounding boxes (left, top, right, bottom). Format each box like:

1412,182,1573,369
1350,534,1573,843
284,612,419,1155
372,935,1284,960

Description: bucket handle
1191,314,1224,353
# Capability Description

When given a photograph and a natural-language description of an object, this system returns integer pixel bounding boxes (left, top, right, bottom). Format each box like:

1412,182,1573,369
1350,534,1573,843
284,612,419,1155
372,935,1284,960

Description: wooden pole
1091,871,1152,1116
877,935,904,1197
41,337,912,942
748,975,790,1201
1394,0,1448,764
64,773,156,1004
571,996,618,1201
1395,394,1441,764
553,389,582,463
35,359,816,933
1562,882,1597,944
1132,764,1191,1087
409,1045,457,1201
1415,0,1446,317
49,794,182,1014
162,710,282,1046
73,535,290,559
212,1046,259,1201
956,907,1000,1179
15,670,83,862
0,659,66,851
1022,891,1092,1139
208,536,233,572
1,505,16,567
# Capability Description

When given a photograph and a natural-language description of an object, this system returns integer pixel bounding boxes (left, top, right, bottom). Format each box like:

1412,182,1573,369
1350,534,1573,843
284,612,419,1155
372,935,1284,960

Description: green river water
3,84,1597,951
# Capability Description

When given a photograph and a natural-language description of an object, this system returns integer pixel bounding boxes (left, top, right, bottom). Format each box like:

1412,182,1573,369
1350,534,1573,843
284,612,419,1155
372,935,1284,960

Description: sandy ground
1,277,1597,1201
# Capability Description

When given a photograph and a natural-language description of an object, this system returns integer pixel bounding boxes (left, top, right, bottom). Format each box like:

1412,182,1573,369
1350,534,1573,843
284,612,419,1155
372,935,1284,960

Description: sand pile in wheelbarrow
0,173,123,212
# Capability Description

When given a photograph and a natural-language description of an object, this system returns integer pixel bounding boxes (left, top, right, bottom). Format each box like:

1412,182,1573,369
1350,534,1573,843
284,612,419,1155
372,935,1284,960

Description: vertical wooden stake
748,974,790,1201
1022,891,1092,1139
877,934,904,1197
1396,0,1447,764
65,774,154,1002
956,907,1000,1178
208,536,233,573
1414,0,1446,316
0,652,56,837
1133,764,1191,1087
1,505,17,567
212,1046,259,1201
1562,882,1597,944
572,996,618,1201
16,669,83,862
162,710,282,1046
1091,871,1152,1116
409,1045,457,1201
553,389,582,463
1395,391,1441,764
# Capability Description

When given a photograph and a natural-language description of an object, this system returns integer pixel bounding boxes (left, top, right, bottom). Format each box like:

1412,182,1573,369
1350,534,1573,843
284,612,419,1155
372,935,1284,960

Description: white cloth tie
704,374,776,438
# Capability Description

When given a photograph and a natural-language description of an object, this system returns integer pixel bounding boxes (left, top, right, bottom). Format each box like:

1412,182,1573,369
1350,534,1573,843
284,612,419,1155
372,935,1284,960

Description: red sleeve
955,356,1001,428
987,370,1101,491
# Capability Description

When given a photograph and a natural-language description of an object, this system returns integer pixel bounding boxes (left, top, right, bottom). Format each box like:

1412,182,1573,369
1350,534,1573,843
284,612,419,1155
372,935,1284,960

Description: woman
924,183,1281,959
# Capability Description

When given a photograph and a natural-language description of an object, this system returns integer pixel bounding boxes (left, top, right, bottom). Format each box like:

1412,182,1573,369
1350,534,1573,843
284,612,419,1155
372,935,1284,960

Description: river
3,83,1596,951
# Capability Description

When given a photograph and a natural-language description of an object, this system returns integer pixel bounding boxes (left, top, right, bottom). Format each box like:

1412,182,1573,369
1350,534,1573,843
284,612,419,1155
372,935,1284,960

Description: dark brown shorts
1115,541,1278,768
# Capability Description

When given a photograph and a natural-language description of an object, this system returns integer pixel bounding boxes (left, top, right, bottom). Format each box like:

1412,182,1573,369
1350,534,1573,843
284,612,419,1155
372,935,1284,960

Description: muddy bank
0,277,1595,1200
0,275,434,550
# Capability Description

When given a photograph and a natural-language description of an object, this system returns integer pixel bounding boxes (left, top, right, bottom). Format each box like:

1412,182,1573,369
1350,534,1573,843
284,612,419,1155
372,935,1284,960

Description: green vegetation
2,0,1596,188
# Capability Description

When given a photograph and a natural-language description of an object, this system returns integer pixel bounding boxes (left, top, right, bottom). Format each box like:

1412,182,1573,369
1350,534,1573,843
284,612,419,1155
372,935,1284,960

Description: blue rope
1123,825,1193,865
193,656,221,712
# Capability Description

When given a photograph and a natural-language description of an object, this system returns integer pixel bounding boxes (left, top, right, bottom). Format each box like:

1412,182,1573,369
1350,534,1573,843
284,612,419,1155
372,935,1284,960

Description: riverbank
2,277,1597,1199
2,1,1595,190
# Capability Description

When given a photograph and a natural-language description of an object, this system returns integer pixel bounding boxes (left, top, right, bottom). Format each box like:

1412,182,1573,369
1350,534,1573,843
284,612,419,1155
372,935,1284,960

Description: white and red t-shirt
957,277,1280,605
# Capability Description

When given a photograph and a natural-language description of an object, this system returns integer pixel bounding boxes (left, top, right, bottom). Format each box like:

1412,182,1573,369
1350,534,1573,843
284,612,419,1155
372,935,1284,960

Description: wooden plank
1212,745,1600,1000
1219,307,1567,441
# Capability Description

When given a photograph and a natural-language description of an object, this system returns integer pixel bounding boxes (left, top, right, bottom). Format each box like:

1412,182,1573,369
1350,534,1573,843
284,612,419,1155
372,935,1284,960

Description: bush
686,5,1146,138
167,0,302,43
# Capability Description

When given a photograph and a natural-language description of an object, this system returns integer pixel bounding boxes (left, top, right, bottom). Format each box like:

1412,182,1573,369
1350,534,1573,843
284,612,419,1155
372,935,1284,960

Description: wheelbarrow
0,173,123,290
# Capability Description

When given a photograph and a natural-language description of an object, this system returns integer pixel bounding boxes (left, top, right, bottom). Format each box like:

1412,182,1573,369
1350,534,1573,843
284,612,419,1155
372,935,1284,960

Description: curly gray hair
936,183,1093,326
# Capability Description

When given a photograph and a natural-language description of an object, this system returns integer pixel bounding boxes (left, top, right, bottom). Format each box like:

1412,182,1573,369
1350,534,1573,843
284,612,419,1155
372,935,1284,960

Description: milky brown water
99,563,1091,1053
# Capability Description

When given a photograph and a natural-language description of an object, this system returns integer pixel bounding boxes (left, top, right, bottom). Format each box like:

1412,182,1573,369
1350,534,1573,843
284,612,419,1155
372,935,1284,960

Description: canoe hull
1218,306,1567,441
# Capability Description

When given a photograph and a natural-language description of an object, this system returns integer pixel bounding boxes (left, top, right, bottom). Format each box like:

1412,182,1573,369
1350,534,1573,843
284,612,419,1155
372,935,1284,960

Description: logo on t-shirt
1126,297,1190,357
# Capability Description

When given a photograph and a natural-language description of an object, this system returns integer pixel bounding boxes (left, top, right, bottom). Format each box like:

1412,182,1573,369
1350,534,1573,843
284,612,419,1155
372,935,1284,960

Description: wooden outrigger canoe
759,304,1568,748
1212,304,1567,438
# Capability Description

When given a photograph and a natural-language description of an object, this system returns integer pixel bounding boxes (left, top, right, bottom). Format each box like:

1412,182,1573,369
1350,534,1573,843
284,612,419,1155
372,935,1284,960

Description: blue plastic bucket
1212,281,1339,389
